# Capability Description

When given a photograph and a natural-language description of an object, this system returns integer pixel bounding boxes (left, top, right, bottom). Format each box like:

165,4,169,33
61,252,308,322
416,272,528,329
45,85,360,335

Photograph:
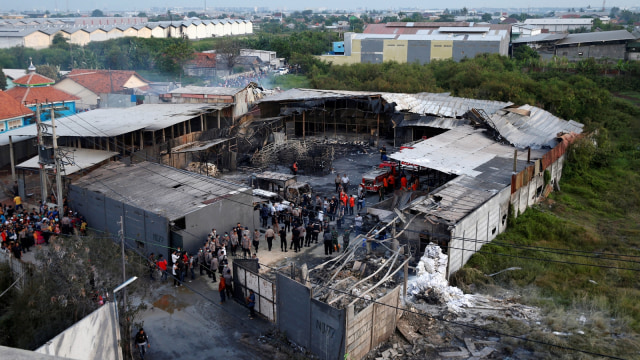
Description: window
8,119,22,130
0,122,5,132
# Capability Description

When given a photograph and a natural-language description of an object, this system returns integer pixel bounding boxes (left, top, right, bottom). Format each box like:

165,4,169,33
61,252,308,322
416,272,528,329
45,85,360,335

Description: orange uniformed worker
400,175,407,190
292,161,298,175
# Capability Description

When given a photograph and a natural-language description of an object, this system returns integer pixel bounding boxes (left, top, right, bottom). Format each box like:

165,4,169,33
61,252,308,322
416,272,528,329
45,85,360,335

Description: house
183,52,217,78
5,63,79,122
69,161,253,258
2,68,27,89
0,90,34,133
54,69,150,110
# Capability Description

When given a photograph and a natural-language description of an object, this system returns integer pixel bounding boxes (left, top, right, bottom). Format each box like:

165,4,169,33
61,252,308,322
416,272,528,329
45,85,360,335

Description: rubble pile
311,250,404,311
407,243,474,314
186,162,219,177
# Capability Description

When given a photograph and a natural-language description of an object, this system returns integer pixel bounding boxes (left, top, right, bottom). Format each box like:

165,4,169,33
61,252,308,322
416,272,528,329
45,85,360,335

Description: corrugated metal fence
0,252,32,290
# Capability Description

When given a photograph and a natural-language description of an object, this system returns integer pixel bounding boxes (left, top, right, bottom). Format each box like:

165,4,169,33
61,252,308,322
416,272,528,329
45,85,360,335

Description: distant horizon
4,2,639,14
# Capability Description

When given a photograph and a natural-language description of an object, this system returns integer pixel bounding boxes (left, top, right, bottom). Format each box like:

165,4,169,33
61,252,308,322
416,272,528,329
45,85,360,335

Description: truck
360,161,399,193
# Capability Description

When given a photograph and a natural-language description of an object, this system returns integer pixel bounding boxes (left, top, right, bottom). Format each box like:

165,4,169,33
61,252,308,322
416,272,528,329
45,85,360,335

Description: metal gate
232,259,276,322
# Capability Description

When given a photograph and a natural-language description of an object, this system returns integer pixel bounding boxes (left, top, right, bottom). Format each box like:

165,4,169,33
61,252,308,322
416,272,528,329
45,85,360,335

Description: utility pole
119,216,127,312
51,108,64,211
35,103,48,205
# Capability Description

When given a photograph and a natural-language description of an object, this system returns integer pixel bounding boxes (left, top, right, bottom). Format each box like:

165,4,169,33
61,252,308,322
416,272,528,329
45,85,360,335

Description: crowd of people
1,184,87,261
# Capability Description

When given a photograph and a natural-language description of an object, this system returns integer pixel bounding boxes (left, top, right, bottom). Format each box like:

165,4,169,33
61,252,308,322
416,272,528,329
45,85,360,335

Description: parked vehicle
361,161,399,193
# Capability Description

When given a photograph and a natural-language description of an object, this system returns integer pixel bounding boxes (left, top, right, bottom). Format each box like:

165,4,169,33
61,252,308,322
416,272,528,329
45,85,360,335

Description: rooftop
72,161,250,221
12,72,55,86
6,103,230,137
389,126,546,181
0,90,34,120
16,147,118,175
556,30,636,45
5,85,79,106
63,69,149,95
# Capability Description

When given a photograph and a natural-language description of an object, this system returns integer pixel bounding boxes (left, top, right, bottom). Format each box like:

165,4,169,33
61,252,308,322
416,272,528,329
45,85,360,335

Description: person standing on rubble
292,161,298,175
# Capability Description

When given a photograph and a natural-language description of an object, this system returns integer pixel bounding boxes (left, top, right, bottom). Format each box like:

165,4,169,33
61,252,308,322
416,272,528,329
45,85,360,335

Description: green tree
137,12,147,17
481,13,493,22
91,9,104,17
155,38,194,76
187,11,198,18
50,33,69,50
36,64,60,80
513,45,539,62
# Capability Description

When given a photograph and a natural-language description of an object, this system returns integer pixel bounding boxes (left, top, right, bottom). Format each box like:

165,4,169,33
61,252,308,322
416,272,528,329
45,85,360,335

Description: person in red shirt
400,176,407,190
157,255,168,282
388,175,395,191
348,195,355,216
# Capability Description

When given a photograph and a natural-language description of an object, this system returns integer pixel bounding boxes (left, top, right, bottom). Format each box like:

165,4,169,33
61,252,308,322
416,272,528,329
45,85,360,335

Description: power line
257,258,626,360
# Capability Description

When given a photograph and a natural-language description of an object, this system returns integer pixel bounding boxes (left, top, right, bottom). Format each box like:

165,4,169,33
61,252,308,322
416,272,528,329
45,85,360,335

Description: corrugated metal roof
397,117,469,129
16,147,118,175
384,92,511,117
511,33,567,43
490,104,584,149
556,30,636,45
408,175,502,223
73,161,250,221
170,86,243,96
7,104,229,137
388,126,545,179
259,89,512,118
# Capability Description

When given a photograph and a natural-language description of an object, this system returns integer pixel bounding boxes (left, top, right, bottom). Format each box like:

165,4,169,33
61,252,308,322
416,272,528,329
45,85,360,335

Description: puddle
153,294,187,314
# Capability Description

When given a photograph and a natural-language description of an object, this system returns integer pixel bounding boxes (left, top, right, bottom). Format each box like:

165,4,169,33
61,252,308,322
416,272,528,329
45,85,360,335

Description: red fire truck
361,161,399,193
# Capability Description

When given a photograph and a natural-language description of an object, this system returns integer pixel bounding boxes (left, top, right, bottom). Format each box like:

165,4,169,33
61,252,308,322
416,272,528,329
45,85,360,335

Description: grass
267,74,310,90
452,91,640,358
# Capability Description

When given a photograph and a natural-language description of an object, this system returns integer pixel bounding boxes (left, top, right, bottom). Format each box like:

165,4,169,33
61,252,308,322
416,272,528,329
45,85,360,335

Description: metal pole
35,104,48,204
120,216,126,313
9,136,16,181
51,109,63,211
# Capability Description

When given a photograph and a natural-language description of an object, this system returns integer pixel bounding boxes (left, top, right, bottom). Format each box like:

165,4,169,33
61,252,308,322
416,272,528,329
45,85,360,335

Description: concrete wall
0,36,26,48
345,286,401,360
406,40,430,64
54,79,99,110
36,302,122,360
24,31,51,49
99,93,136,108
556,43,627,61
453,40,501,61
448,186,511,277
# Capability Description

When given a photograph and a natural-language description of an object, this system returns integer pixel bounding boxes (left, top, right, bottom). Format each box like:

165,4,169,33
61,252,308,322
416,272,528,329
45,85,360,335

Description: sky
7,0,638,13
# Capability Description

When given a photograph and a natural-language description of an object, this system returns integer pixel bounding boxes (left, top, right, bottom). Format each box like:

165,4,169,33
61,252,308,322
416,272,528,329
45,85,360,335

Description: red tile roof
5,86,79,106
186,53,217,68
12,72,55,86
0,90,34,120
64,69,149,94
